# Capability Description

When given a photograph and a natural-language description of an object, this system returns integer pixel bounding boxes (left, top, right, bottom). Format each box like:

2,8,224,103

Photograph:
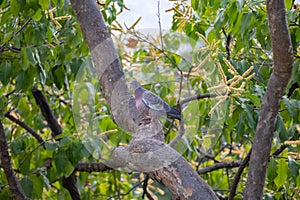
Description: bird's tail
167,107,181,120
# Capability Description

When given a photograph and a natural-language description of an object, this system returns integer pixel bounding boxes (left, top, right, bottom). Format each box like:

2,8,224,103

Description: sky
117,0,300,30
117,0,174,30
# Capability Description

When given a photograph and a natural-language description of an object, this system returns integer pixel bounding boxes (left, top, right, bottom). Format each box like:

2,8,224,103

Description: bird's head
130,80,142,91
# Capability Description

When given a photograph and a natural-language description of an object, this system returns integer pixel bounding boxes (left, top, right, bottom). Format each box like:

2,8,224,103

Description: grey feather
130,80,181,120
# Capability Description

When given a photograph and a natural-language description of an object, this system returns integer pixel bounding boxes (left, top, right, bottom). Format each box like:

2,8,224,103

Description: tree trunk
244,0,294,199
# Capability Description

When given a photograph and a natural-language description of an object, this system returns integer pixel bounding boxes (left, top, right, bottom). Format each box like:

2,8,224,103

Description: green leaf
26,46,36,65
240,13,252,37
284,0,293,9
10,0,21,15
45,141,59,151
242,104,255,130
267,157,278,181
54,150,67,175
18,97,30,118
0,62,12,85
3,31,13,43
275,115,288,142
274,159,288,188
39,0,49,10
37,63,47,85
15,70,33,91
245,92,261,107
41,172,50,189
288,158,300,177
31,175,43,199
53,65,65,89
63,159,75,177
283,97,300,117
59,136,71,147
20,176,34,198
32,8,42,21
20,47,29,70
236,0,245,12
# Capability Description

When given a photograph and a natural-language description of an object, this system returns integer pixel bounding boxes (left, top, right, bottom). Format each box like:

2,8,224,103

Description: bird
130,80,181,121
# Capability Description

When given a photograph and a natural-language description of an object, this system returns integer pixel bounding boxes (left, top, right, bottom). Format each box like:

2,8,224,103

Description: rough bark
110,120,218,200
70,0,218,199
244,0,294,199
70,0,134,132
0,119,28,200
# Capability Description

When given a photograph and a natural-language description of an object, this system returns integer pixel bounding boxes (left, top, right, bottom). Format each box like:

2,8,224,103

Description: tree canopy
0,0,299,199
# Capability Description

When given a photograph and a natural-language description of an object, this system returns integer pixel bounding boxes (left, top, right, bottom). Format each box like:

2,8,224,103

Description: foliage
0,0,299,199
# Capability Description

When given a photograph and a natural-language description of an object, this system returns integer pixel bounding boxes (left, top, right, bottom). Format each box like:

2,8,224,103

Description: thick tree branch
70,0,134,132
0,119,28,200
70,0,218,199
32,87,62,138
244,0,294,199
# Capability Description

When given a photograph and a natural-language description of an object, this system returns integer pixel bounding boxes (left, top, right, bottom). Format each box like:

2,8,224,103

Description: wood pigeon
130,80,181,121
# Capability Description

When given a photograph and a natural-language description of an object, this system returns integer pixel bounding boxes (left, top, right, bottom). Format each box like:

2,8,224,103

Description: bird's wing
142,91,166,112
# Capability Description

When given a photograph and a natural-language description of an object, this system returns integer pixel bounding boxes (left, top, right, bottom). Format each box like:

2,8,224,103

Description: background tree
0,0,299,199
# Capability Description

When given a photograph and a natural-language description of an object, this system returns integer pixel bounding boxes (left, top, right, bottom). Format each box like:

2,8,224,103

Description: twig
15,18,32,35
169,111,185,147
4,112,45,145
142,174,154,200
180,93,219,106
19,139,51,168
229,149,251,200
222,27,231,60
107,179,144,200
4,18,33,46
128,30,183,75
196,147,220,164
198,161,241,174
272,134,298,157
157,0,164,50
0,119,29,200
5,89,16,98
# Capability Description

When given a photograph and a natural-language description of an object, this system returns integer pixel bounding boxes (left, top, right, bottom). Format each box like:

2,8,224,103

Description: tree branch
198,161,241,174
32,88,80,199
4,112,45,145
244,2,294,198
0,119,28,200
229,149,251,200
75,162,111,172
70,0,218,199
32,87,62,138
70,0,134,132
180,93,219,106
